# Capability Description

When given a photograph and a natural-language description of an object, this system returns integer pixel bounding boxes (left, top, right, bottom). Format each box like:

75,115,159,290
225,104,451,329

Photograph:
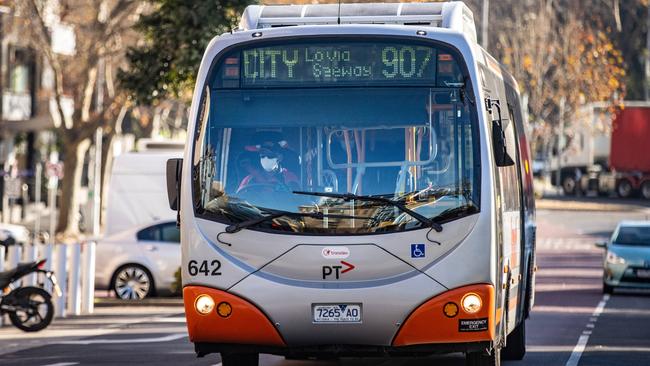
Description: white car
95,220,180,300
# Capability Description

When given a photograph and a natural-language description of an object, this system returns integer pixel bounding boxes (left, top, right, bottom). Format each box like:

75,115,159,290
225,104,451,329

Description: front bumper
604,264,650,288
194,340,491,358
183,284,495,356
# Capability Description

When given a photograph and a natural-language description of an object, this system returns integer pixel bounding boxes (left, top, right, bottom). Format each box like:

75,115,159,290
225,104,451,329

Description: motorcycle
0,259,61,332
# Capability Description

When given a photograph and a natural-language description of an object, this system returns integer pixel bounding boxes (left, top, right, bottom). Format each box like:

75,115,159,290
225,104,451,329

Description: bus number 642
188,260,222,276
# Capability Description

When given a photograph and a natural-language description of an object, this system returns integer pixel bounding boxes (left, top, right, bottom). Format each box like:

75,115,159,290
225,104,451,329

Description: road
1,206,649,365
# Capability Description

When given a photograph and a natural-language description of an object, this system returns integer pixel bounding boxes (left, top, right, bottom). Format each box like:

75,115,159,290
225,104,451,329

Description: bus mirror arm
485,98,515,167
166,158,183,212
492,120,515,167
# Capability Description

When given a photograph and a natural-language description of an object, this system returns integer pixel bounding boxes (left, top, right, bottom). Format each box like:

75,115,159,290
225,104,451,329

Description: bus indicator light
443,302,459,318
195,295,215,315
461,293,482,314
217,302,233,318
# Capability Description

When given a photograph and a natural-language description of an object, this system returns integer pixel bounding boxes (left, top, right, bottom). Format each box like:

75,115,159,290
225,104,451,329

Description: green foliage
119,0,255,105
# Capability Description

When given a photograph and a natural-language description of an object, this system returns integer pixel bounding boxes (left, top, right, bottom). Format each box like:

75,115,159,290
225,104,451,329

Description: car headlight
606,252,626,265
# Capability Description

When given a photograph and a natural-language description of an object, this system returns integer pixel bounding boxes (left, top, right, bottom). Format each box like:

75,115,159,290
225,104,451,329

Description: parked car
0,223,30,256
597,221,650,294
95,220,180,300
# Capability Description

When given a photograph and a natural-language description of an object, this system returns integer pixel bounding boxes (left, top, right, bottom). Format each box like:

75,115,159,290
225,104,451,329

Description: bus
166,2,536,365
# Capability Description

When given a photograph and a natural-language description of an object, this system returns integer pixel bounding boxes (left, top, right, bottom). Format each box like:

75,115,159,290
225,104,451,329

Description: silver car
598,221,650,294
95,220,180,300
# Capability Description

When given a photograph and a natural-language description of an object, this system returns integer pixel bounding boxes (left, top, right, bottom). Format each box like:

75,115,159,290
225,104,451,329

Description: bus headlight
606,252,626,265
195,295,215,315
461,293,482,314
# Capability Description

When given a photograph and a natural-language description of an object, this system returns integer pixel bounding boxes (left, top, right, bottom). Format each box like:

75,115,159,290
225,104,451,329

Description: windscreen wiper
293,191,443,232
433,204,479,223
225,209,369,234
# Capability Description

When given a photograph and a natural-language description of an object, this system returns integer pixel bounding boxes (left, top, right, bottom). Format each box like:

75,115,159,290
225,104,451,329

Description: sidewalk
537,195,650,212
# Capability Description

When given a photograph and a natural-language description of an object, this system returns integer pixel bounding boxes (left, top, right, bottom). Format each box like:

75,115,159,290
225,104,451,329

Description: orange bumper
183,286,286,347
392,284,495,346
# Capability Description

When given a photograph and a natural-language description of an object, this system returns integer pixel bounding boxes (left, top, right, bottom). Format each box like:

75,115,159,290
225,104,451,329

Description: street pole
91,58,104,237
34,163,42,238
92,127,102,237
481,0,489,49
556,97,566,195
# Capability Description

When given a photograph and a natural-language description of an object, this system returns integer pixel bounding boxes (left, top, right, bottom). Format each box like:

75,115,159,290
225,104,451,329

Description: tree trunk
56,137,91,241
99,130,116,228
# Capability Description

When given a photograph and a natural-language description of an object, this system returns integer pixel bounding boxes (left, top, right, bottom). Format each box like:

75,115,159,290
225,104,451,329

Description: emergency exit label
459,318,488,332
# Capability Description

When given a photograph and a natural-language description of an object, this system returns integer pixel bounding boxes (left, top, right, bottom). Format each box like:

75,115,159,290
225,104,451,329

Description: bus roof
239,2,477,44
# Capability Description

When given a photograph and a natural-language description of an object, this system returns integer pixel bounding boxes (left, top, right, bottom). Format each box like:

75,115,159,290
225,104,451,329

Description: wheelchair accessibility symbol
411,244,426,258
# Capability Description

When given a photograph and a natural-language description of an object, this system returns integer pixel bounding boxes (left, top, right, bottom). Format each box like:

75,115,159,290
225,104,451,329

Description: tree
119,0,254,105
466,0,626,155
17,0,142,240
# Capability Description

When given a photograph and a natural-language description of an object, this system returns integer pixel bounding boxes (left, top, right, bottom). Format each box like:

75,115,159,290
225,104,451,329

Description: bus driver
237,145,299,194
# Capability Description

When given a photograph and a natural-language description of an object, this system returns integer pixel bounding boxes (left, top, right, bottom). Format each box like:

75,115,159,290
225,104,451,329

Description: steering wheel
236,182,291,197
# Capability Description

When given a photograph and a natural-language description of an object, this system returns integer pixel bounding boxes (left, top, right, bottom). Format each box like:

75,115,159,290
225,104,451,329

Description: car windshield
191,39,480,234
613,226,650,246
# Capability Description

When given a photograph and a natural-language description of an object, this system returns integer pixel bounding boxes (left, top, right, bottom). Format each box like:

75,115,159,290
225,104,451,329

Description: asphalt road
1,206,649,366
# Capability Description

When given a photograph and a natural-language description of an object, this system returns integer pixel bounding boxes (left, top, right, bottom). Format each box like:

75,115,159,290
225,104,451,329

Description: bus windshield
192,39,480,235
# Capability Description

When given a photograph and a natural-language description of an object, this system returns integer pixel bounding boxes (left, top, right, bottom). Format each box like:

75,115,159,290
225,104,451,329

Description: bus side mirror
492,120,515,167
595,241,607,249
166,158,183,211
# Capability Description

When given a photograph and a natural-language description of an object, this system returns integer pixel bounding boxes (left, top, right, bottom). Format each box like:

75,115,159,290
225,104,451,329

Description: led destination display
217,41,463,87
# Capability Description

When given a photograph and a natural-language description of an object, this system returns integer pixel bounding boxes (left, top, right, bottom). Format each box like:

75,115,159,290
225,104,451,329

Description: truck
548,102,650,199
605,105,650,198
104,145,182,236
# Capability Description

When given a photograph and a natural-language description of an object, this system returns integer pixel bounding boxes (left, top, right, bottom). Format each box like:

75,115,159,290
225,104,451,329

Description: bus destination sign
218,41,459,87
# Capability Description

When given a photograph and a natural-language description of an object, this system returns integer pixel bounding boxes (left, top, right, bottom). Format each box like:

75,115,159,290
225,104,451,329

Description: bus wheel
502,320,526,360
466,347,501,366
220,352,258,366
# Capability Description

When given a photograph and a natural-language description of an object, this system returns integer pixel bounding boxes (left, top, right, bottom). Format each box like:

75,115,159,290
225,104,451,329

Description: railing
0,241,96,326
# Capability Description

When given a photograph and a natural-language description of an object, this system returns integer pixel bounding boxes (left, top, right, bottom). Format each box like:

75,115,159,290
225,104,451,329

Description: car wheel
616,179,633,198
466,347,501,366
502,320,526,360
603,282,614,295
641,181,650,200
112,264,154,300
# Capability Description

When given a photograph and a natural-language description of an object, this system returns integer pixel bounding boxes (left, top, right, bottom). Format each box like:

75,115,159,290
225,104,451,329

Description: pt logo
322,261,356,279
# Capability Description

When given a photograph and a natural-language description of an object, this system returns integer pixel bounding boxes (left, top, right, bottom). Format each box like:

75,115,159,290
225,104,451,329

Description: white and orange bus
166,2,536,365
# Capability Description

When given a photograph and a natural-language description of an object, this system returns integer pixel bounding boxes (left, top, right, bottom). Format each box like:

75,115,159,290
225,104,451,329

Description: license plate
313,304,361,323
637,269,650,278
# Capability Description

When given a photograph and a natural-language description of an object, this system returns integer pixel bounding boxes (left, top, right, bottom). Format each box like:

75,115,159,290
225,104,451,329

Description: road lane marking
565,294,610,366
592,294,609,316
41,363,79,366
566,335,589,366
54,333,186,345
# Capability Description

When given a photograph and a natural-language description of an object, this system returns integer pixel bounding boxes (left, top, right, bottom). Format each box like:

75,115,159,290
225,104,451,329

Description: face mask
260,157,279,172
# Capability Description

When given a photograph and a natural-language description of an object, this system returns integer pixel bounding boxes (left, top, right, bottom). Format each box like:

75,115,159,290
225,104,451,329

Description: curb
94,297,183,307
536,199,650,212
